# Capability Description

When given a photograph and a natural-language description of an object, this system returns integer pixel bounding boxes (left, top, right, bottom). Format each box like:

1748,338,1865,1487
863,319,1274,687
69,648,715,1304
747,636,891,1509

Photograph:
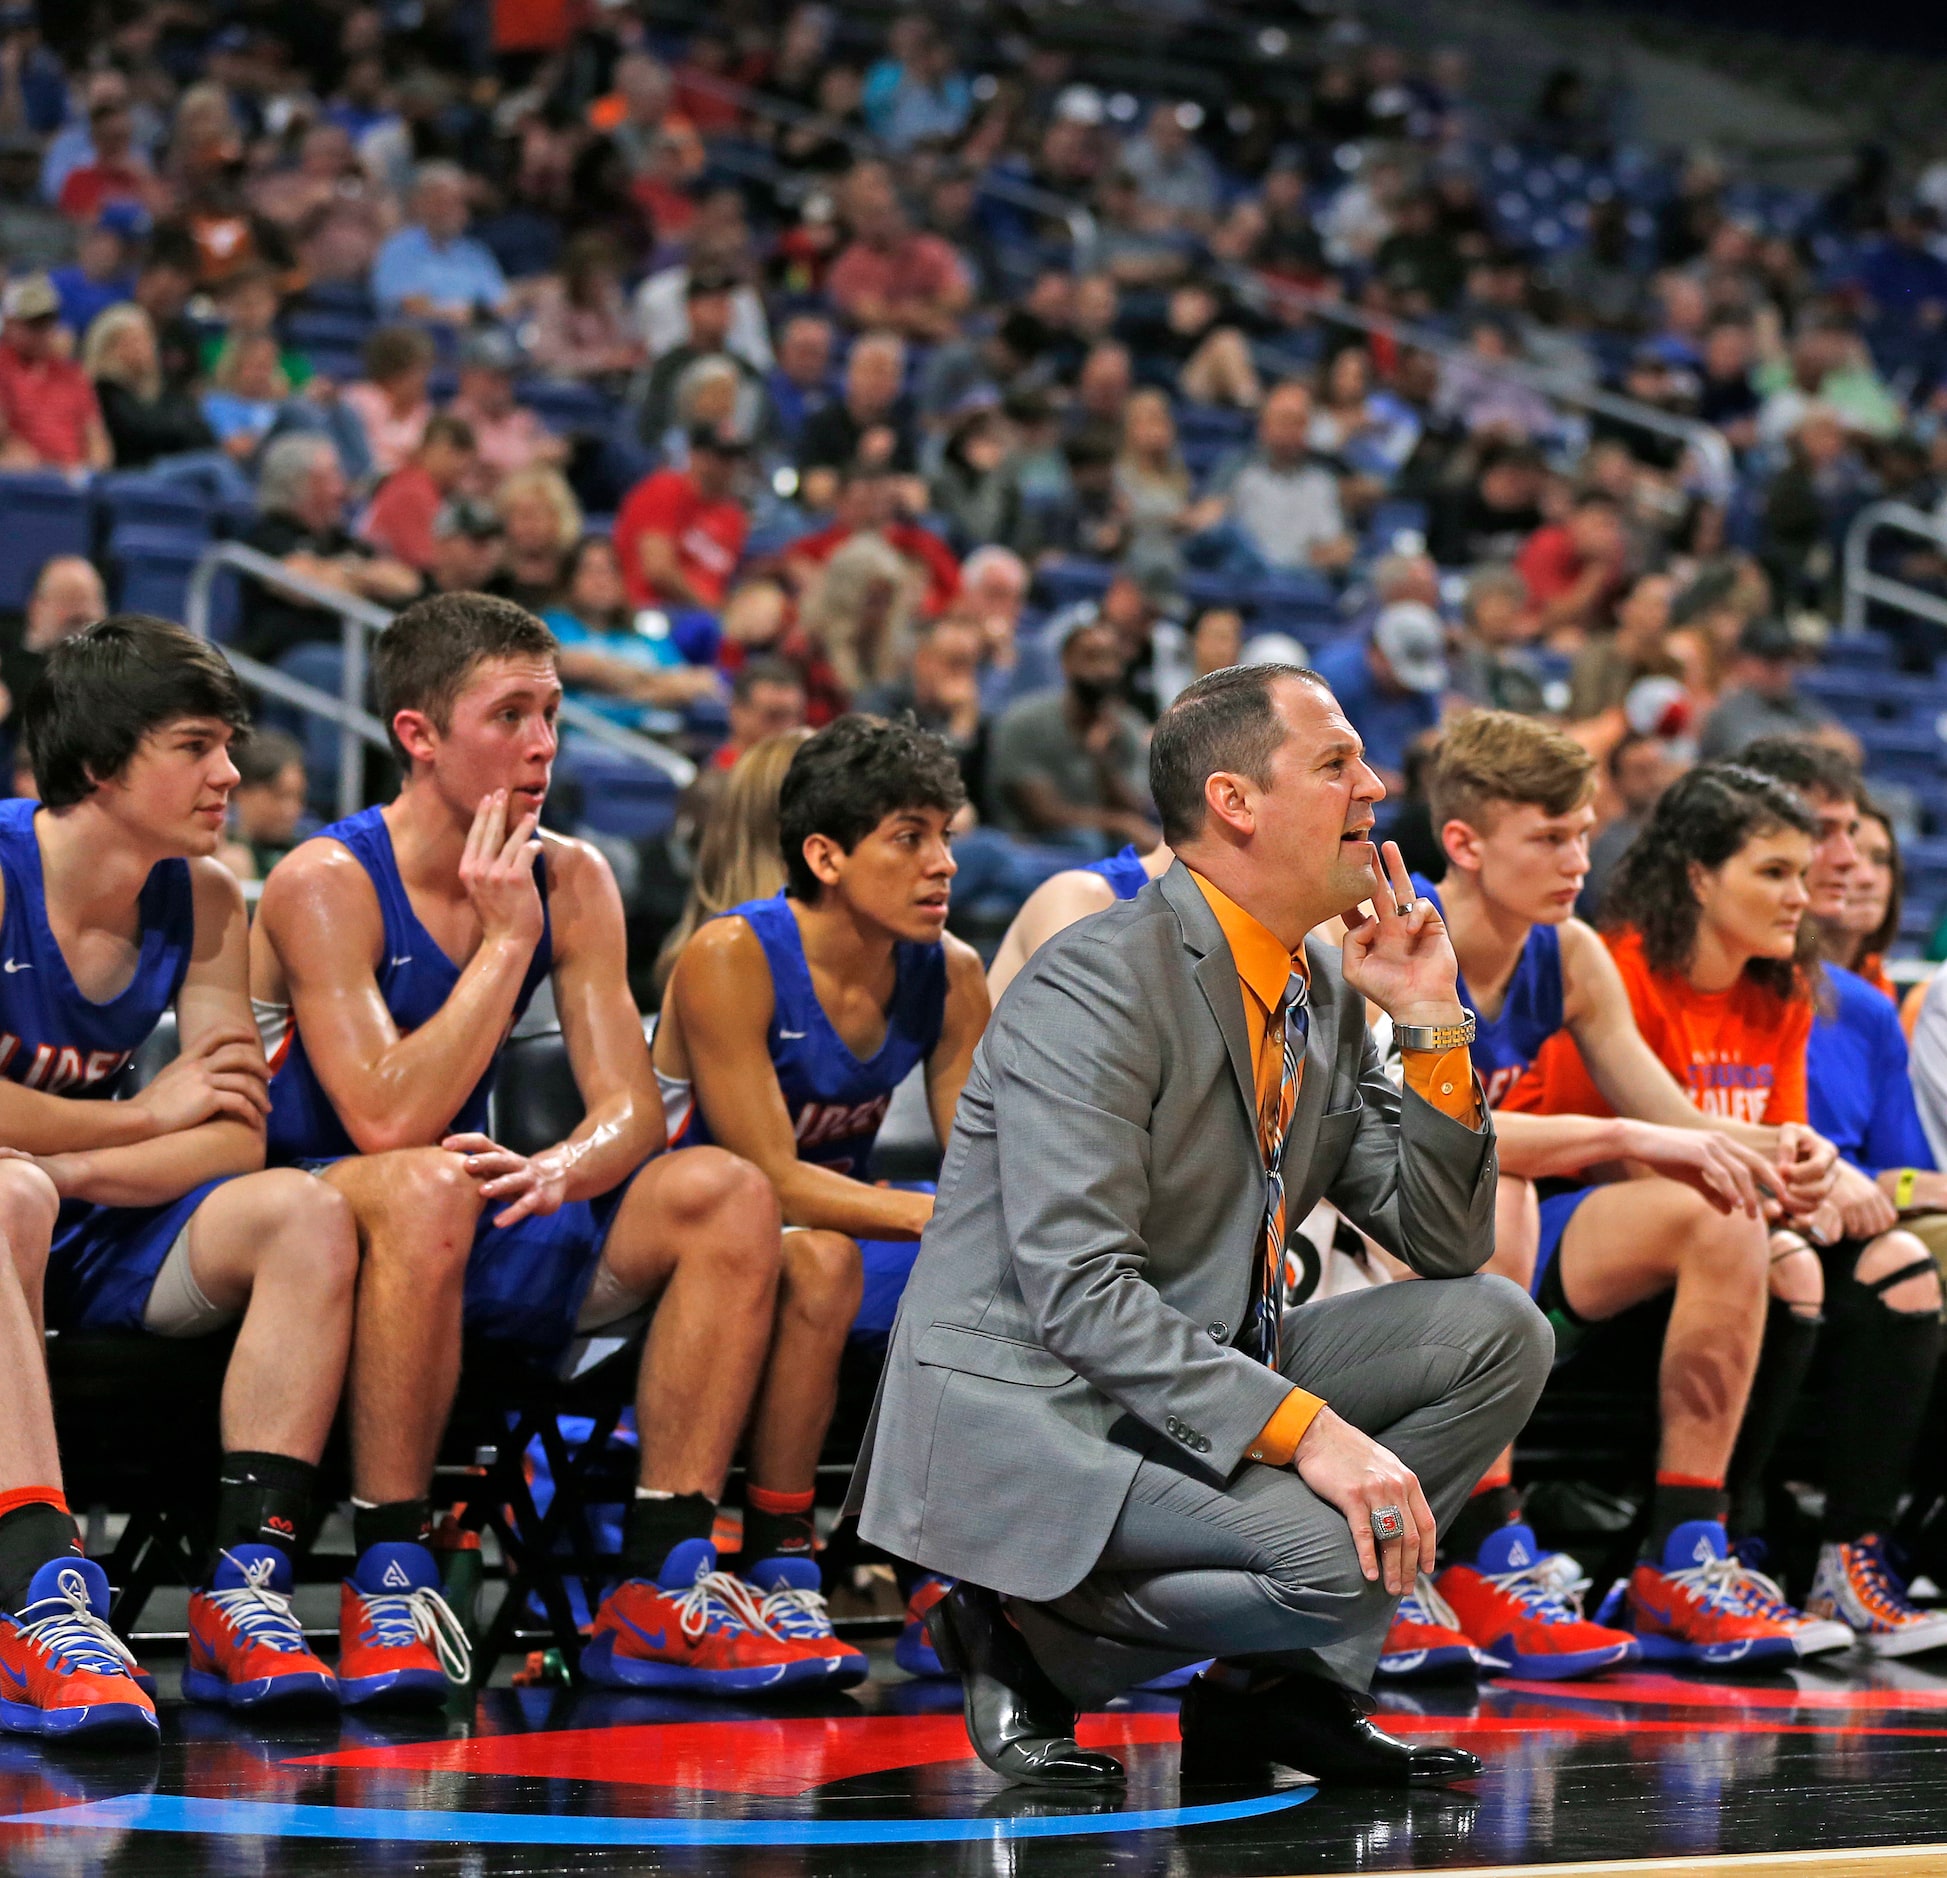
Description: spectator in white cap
1310,599,1449,794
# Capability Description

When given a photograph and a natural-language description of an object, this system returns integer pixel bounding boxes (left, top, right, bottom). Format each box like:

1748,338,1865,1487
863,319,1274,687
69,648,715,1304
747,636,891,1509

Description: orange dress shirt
1186,870,1480,1468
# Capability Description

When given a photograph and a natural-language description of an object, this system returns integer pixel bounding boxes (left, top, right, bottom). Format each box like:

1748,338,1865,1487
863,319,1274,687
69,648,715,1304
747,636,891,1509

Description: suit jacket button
1197,1438,1211,1453
1166,1417,1181,1435
1208,1323,1226,1342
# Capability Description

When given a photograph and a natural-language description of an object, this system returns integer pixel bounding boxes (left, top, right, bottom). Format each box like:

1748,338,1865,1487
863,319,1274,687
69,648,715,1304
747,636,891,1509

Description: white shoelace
358,1581,473,1684
755,1579,835,1640
206,1551,310,1653
1398,1572,1466,1632
1487,1549,1592,1622
1658,1550,1759,1616
15,1572,138,1677
670,1568,777,1643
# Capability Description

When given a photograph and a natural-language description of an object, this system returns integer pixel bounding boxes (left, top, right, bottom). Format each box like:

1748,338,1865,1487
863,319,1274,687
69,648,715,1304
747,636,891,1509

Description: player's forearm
777,1161,932,1239
536,1090,663,1204
338,937,533,1151
42,1118,265,1208
0,1084,163,1157
1491,1109,1632,1179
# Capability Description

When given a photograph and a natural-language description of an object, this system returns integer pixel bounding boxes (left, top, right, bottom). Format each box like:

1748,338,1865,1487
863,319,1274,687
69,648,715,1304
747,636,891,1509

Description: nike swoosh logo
2,960,30,973
389,957,413,969
778,1029,807,1040
620,1621,668,1652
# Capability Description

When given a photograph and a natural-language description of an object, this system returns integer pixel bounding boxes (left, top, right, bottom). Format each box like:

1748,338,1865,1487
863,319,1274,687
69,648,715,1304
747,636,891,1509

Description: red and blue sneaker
1377,1573,1510,1681
893,1574,953,1679
0,1557,157,1741
1435,1523,1640,1680
581,1539,814,1694
186,1546,338,1710
1621,1520,1803,1670
337,1542,472,1709
743,1557,869,1689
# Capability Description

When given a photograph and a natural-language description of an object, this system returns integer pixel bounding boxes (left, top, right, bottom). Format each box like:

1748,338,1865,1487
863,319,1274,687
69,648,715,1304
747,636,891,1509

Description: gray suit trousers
1010,1273,1552,1709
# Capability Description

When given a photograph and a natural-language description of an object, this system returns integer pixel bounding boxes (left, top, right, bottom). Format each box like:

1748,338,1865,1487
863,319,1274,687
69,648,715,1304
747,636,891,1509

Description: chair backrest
490,1027,586,1158
109,526,207,617
0,473,94,610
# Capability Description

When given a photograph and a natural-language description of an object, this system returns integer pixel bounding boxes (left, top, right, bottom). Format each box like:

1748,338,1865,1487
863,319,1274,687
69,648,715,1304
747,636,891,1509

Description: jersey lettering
794,1095,891,1150
1483,1062,1529,1109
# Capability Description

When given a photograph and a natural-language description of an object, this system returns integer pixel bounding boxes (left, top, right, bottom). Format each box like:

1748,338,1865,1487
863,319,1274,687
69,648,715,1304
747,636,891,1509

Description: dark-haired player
654,714,990,1677
252,593,839,1704
0,617,359,1738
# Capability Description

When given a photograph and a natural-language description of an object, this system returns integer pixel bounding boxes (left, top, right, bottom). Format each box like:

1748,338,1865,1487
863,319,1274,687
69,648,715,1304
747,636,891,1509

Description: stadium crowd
10,0,1947,1745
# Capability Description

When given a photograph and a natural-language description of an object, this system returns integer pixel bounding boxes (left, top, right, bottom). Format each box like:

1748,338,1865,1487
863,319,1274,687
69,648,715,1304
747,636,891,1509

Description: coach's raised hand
459,789,544,952
1338,839,1466,1031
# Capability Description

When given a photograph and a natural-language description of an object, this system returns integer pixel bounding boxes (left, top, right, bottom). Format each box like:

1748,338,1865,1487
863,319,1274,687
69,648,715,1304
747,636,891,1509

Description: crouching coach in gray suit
848,663,1552,1789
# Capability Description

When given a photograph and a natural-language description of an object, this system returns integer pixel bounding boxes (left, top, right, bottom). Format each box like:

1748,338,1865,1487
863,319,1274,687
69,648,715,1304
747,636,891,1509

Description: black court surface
7,1646,1947,1876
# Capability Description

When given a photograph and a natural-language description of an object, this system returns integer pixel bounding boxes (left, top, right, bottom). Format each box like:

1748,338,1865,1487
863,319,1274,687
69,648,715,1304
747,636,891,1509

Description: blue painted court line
2,1788,1313,1846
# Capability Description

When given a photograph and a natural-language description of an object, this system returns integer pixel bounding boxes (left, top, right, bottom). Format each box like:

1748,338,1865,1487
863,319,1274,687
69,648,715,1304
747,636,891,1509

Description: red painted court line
1490,1673,1947,1712
1386,1715,1947,1741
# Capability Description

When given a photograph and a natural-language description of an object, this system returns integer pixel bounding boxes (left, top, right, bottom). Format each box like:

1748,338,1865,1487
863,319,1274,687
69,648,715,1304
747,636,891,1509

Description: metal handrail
183,542,697,818
675,68,1099,261
1841,500,1947,639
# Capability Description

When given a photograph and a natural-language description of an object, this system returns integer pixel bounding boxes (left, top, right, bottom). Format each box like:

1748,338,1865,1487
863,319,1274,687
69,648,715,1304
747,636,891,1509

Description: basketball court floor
6,1645,1947,1877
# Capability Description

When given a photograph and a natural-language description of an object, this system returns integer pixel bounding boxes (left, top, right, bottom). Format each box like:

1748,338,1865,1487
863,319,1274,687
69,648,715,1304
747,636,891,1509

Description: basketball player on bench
653,714,990,1677
0,617,359,1739
252,594,854,1703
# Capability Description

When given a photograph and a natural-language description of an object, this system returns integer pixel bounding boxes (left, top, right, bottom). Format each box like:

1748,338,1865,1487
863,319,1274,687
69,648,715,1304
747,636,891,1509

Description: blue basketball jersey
0,797,194,1097
668,891,946,1178
265,805,553,1162
1087,844,1151,901
1414,874,1564,1108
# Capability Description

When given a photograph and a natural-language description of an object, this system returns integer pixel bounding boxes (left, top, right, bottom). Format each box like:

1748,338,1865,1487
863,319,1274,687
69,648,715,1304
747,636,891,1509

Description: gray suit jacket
848,861,1498,1602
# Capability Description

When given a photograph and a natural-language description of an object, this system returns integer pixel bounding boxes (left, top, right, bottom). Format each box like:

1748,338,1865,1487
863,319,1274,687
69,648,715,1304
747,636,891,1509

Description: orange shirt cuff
1246,1388,1326,1467
1402,1045,1482,1128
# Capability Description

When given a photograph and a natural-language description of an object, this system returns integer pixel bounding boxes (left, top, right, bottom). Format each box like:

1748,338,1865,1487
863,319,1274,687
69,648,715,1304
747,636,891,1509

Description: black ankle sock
1446,1484,1521,1565
353,1498,432,1557
1643,1480,1729,1558
1825,1304,1944,1542
622,1493,717,1581
1727,1301,1822,1536
741,1493,816,1570
0,1502,81,1614
210,1452,317,1579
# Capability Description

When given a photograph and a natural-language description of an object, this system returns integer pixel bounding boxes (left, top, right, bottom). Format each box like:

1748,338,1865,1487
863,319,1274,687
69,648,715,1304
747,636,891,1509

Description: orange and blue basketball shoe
0,1557,157,1741
1618,1520,1804,1669
894,1574,953,1678
582,1539,820,1693
1377,1572,1511,1681
1807,1536,1947,1656
185,1546,338,1711
337,1542,472,1709
743,1557,869,1689
1435,1523,1640,1680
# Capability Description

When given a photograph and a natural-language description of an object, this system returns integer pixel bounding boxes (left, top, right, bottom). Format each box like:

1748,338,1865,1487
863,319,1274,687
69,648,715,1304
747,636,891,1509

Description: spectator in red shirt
0,275,112,472
1515,490,1631,642
57,93,164,223
825,160,971,342
613,422,753,610
360,414,479,573
787,463,961,618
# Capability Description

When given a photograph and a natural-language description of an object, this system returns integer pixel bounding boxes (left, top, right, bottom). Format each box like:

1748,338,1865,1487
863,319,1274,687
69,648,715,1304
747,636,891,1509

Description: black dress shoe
1179,1673,1482,1788
925,1584,1126,1789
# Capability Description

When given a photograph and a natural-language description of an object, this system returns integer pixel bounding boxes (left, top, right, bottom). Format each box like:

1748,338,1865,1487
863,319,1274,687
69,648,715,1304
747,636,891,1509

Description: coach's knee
780,1230,863,1338
1463,1271,1555,1399
0,1160,57,1289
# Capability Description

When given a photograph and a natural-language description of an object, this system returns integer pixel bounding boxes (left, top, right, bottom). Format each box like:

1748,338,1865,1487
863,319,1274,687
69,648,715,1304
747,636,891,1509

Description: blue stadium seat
520,380,617,434
95,473,214,542
1821,631,1897,671
1034,559,1115,611
109,527,207,620
1861,723,1945,791
554,747,682,841
0,472,93,609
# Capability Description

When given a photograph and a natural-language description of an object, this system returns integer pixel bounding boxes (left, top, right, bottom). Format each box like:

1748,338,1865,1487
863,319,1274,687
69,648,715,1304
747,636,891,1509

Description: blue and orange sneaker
337,1542,472,1709
581,1539,817,1694
0,1558,157,1741
1807,1536,1947,1657
743,1557,869,1689
1377,1573,1510,1681
1435,1523,1640,1680
1621,1520,1804,1669
186,1546,338,1710
893,1574,953,1679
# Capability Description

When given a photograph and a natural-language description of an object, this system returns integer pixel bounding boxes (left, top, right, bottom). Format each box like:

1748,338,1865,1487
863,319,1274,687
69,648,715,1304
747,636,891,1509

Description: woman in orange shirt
1514,765,1947,1653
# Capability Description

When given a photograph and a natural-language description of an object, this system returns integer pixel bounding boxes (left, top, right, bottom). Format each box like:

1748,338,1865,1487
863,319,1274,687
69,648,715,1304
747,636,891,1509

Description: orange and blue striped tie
1248,969,1308,1370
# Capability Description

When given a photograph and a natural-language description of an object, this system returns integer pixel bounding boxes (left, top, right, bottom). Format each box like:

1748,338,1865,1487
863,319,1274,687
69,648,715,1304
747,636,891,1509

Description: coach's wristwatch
1392,1011,1477,1053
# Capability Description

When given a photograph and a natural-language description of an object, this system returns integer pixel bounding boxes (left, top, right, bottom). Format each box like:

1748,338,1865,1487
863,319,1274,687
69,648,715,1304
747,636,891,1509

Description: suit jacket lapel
1159,862,1258,1127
